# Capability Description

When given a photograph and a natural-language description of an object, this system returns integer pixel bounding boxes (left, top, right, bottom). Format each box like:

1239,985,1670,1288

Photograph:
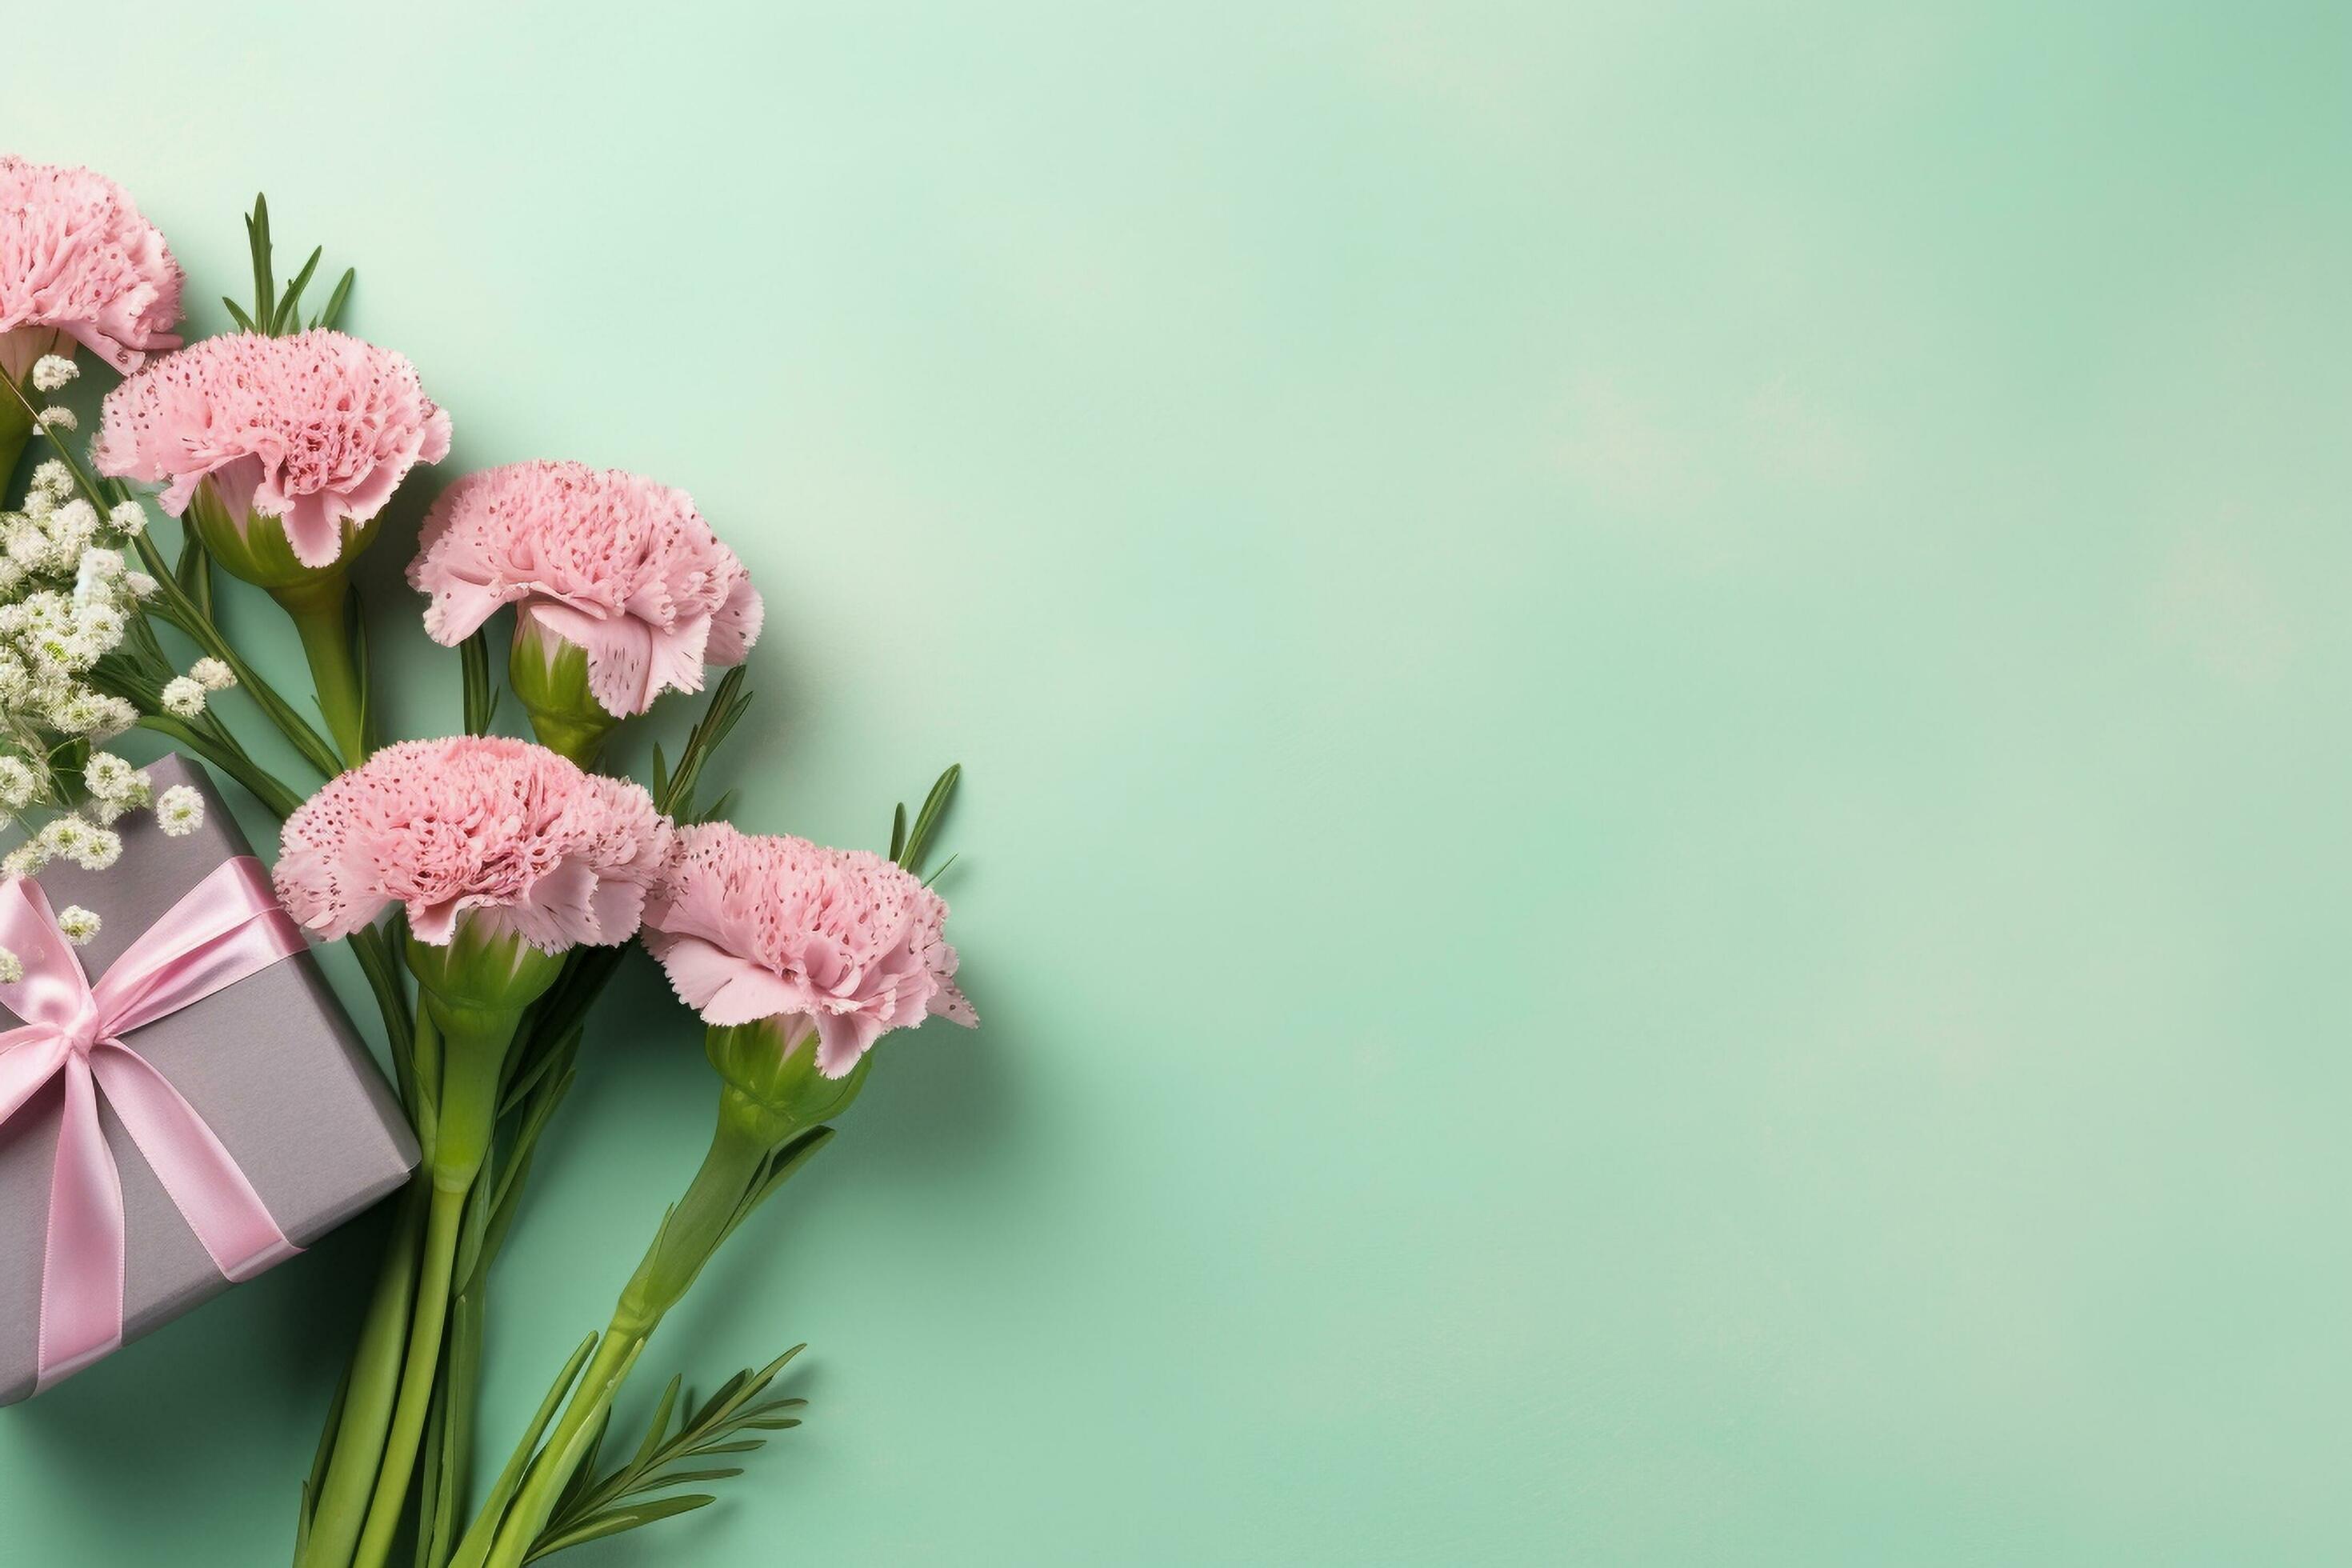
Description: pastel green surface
4,2,2348,1562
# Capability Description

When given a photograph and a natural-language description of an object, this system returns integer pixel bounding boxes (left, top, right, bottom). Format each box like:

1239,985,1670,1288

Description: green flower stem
270,571,367,770
136,713,304,818
299,1178,427,1568
0,382,30,498
476,1094,779,1568
350,995,526,1568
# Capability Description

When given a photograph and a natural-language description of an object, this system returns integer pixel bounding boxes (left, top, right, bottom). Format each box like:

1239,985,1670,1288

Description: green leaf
898,762,961,874
248,194,274,328
315,268,356,331
444,1332,599,1568
629,1375,684,1474
172,524,213,620
523,1495,715,1562
889,802,907,860
219,297,258,334
461,630,497,736
346,582,371,753
276,245,322,333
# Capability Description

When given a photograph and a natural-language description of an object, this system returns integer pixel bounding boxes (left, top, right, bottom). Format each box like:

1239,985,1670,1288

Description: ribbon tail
37,1056,125,1392
87,1044,298,1285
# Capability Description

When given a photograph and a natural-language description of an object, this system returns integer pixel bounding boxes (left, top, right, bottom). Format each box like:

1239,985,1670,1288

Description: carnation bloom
274,736,670,950
0,155,184,382
94,328,450,570
409,460,763,720
642,822,975,1078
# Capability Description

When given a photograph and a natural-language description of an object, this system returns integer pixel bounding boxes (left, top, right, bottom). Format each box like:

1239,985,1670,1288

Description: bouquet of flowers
1,156,977,1566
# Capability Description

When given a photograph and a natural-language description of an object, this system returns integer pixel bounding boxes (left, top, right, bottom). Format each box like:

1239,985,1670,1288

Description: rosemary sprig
524,1349,807,1563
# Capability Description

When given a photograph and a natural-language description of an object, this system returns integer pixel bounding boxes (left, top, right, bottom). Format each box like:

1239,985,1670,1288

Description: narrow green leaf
899,762,962,874
346,582,370,753
922,852,959,888
524,1495,715,1562
276,245,322,333
249,194,274,327
461,630,495,736
637,1467,744,1487
889,802,907,860
681,1439,768,1457
443,1332,599,1568
630,1376,684,1474
316,268,355,330
220,297,258,334
551,1404,614,1524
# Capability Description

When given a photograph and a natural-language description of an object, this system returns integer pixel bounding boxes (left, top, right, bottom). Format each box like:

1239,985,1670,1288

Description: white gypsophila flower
90,695,138,739
68,825,121,871
0,756,38,810
161,676,206,718
189,658,235,691
55,906,99,946
38,816,88,858
107,502,146,537
30,461,70,499
0,946,21,983
30,354,78,394
51,694,106,733
155,784,203,838
1,842,46,880
74,546,124,590
123,571,158,598
34,406,75,433
84,751,139,800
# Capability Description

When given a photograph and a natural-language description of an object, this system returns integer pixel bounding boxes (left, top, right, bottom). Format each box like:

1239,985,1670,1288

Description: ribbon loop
0,858,308,1392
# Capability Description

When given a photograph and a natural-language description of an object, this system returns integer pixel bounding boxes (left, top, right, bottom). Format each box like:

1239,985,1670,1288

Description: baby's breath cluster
0,455,214,880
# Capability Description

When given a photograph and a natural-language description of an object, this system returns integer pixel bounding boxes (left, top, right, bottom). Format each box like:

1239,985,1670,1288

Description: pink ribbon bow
0,858,306,1391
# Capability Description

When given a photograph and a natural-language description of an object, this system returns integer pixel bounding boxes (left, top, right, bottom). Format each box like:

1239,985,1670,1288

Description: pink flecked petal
811,1010,878,1078
407,898,462,946
281,490,346,570
407,460,759,718
422,578,510,645
641,822,973,1054
935,979,978,1028
530,601,656,717
275,737,669,955
94,328,446,570
705,574,765,666
0,158,184,373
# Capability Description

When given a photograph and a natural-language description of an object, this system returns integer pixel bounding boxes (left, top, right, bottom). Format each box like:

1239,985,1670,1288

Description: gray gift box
0,752,417,1404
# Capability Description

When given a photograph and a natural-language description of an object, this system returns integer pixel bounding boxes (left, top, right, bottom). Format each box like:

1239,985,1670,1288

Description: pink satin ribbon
0,858,307,1391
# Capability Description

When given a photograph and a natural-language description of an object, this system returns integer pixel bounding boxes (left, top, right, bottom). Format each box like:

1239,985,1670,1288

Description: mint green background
6,3,2350,1562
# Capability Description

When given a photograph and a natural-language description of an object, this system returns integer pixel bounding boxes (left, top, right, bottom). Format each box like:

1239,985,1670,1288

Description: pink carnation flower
0,156,184,379
94,329,452,569
642,822,975,1077
275,736,670,951
409,460,763,718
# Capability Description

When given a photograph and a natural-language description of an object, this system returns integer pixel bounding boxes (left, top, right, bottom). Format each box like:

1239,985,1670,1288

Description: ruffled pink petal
422,578,510,645
406,460,757,711
275,737,667,954
281,490,347,570
706,575,765,666
640,822,972,1056
0,158,184,373
407,897,462,946
94,328,446,569
534,601,657,718
812,1009,874,1078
